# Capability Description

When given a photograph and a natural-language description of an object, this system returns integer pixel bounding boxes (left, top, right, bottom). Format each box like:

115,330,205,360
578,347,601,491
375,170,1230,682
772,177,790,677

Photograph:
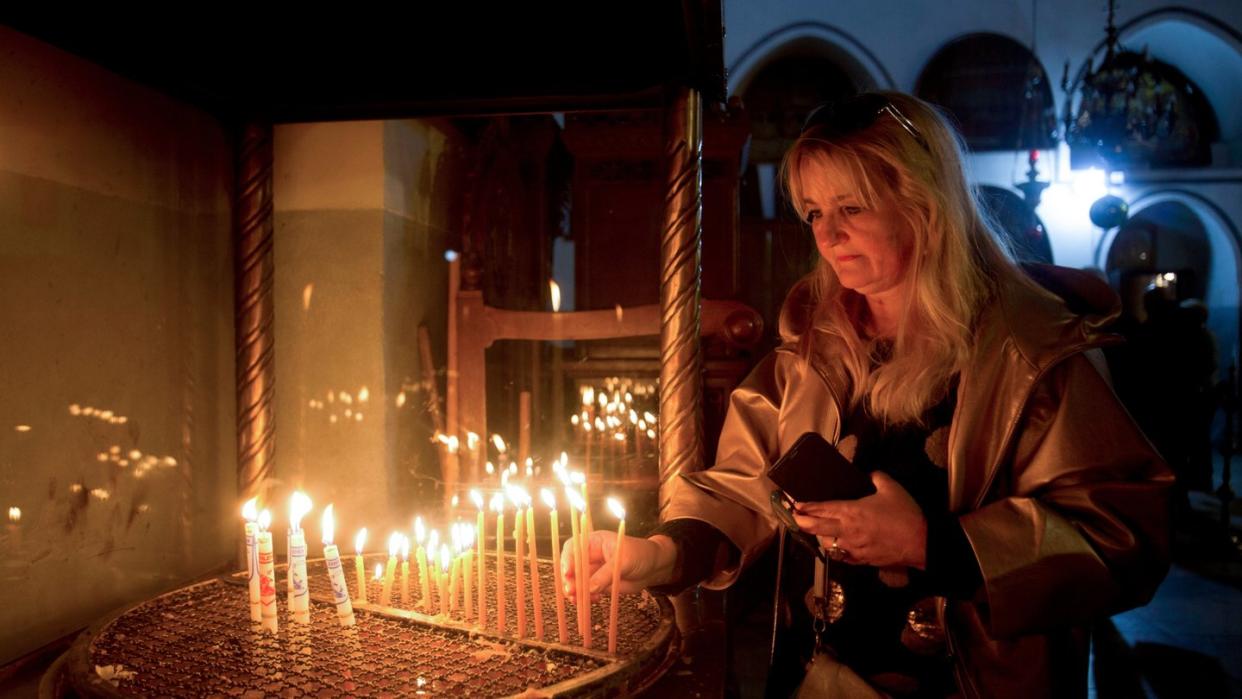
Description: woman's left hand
792,470,928,569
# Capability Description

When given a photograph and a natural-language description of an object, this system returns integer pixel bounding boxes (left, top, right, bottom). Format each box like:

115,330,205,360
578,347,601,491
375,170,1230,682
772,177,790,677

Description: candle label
245,529,257,581
290,542,308,596
326,553,349,604
259,550,276,600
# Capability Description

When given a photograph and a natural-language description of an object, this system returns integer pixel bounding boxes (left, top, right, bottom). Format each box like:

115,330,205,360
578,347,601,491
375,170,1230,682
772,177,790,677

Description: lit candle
508,486,527,639
449,525,462,613
566,487,588,645
491,493,507,634
583,418,593,475
607,498,626,654
470,490,486,627
573,471,594,538
257,509,278,633
320,504,356,627
400,535,411,608
438,544,451,617
525,492,544,641
288,491,312,625
414,517,431,612
463,524,475,621
542,488,568,644
428,529,441,591
241,498,261,622
354,528,368,604
380,532,400,606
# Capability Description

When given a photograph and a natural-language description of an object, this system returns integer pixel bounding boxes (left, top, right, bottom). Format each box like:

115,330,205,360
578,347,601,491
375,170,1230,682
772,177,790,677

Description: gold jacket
663,267,1173,698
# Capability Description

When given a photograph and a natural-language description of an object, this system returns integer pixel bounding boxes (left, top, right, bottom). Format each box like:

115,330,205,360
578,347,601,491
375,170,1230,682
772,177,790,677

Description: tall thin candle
607,498,626,654
354,528,368,604
400,536,411,608
491,493,507,634
525,495,544,641
415,517,431,612
288,491,312,625
438,544,451,617
380,533,400,606
566,487,587,644
542,488,568,644
471,491,486,628
508,486,526,638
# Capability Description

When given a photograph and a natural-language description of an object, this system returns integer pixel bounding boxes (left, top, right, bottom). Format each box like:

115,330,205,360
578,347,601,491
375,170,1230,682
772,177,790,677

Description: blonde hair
781,92,1024,425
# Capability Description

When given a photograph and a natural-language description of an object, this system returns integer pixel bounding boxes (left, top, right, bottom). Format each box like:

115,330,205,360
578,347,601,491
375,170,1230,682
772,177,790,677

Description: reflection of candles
566,488,587,644
491,493,506,634
288,491,312,624
354,528,368,604
242,498,261,622
607,499,626,654
438,545,450,617
542,489,569,644
257,510,278,633
526,495,544,641
381,533,400,606
321,505,356,626
469,491,484,628
508,487,527,639
414,517,431,612
400,536,411,608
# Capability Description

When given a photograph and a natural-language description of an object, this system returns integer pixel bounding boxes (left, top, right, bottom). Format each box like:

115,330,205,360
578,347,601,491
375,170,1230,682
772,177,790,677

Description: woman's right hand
562,532,679,600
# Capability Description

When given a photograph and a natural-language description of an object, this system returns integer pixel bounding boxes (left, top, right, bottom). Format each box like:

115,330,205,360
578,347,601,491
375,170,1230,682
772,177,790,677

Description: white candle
242,498,261,622
257,509,278,633
321,505,356,626
288,491,312,624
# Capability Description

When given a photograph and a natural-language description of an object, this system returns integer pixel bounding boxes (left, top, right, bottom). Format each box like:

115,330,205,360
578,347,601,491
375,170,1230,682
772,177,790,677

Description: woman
566,92,1171,697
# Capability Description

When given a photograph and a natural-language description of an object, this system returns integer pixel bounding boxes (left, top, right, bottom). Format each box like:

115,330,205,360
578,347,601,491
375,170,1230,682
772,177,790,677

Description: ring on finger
827,536,846,561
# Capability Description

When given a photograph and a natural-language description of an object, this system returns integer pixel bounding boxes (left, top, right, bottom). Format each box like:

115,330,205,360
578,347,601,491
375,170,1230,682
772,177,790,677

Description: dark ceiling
5,3,725,124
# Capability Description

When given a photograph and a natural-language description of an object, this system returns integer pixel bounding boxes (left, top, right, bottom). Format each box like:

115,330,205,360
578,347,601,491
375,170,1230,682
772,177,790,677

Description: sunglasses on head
801,94,929,151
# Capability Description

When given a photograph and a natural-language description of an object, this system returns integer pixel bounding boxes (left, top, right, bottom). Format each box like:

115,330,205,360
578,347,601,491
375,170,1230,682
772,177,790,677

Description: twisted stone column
235,123,276,503
658,87,704,518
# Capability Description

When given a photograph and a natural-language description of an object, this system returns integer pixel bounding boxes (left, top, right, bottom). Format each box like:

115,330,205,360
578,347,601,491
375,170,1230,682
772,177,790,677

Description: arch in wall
1097,189,1242,364
728,22,894,98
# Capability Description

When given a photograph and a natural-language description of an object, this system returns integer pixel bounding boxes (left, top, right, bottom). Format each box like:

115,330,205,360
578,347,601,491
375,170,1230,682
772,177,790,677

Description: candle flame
447,435,460,454
540,488,556,510
638,420,647,430
559,451,569,467
505,484,525,509
644,411,657,424
549,279,562,312
428,530,440,553
470,489,484,509
358,386,370,402
355,527,367,554
570,471,586,486
242,497,259,521
489,493,505,513
491,434,507,452
322,504,336,545
451,494,460,508
374,563,383,580
439,544,451,571
467,431,480,449
582,387,594,406
582,420,592,433
565,487,586,513
401,536,410,560
615,304,624,322
258,509,272,531
388,532,401,557
598,393,607,408
509,463,518,475
486,461,495,475
647,428,656,439
629,410,638,424
614,433,626,442
290,491,313,532
451,523,461,550
8,507,21,522
607,498,626,520
570,414,579,426
415,516,426,544
594,417,606,431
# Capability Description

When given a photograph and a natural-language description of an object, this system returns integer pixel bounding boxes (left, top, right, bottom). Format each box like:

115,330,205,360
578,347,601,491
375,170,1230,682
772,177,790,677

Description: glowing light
374,563,383,580
615,304,624,322
565,488,586,513
415,517,426,544
492,434,507,453
549,280,562,312
647,429,656,439
69,404,82,416
355,412,363,422
643,412,656,424
582,387,594,406
470,490,484,510
355,528,367,555
439,544,451,571
466,432,480,450
485,461,495,475
242,498,259,521
339,392,353,405
607,498,625,520
540,488,556,510
14,425,31,433
401,536,410,560
290,491,313,533
258,509,272,531
388,532,402,557
322,504,336,545
571,414,580,426
69,483,83,494
444,249,459,262
7,507,20,522
358,386,370,403
396,392,407,408
428,530,440,553
128,450,142,461
489,493,505,513
302,283,314,311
